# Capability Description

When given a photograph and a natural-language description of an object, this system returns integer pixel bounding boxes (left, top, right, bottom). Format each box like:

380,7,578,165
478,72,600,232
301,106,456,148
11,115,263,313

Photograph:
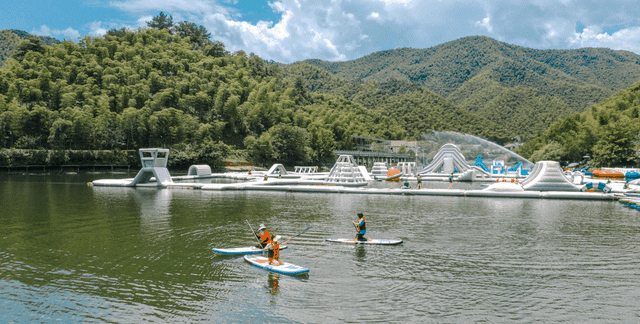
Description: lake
1,172,639,322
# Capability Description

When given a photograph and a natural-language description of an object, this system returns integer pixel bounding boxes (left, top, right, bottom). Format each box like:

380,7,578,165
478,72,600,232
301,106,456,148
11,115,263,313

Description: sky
2,0,640,63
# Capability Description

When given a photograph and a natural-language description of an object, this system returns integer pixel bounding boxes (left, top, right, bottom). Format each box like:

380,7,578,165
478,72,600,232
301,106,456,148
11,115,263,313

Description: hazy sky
2,0,640,63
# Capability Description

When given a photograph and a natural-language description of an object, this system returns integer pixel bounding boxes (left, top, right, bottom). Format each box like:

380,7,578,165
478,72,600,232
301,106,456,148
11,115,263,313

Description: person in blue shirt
352,213,367,241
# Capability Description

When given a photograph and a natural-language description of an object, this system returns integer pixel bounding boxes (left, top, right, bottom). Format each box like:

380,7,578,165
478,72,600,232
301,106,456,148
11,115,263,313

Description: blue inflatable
625,171,640,181
579,182,612,193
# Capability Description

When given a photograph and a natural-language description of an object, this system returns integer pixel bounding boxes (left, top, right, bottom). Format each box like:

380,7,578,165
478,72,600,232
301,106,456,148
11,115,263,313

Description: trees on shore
0,15,403,167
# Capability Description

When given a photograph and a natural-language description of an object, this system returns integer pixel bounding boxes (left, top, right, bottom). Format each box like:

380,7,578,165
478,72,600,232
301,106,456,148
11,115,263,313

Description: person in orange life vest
264,235,291,266
352,213,366,241
253,224,273,248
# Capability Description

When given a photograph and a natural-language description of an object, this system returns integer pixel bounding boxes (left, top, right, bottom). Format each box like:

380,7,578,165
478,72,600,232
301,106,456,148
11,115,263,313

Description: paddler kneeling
264,235,291,266
352,213,367,241
253,224,273,248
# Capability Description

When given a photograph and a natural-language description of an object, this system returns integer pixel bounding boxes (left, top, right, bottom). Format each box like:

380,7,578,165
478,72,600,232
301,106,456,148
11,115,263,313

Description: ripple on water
3,177,640,322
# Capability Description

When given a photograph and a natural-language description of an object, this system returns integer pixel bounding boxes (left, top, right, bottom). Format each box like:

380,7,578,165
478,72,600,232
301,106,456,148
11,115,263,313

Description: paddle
289,226,313,240
245,220,263,246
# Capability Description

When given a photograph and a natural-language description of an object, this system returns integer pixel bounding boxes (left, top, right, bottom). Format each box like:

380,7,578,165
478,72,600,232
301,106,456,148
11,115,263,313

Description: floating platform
91,149,624,201
195,183,616,200
619,195,640,210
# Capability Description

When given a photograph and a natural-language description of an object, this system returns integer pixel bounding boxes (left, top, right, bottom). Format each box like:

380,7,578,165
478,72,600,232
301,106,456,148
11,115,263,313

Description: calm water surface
1,172,639,323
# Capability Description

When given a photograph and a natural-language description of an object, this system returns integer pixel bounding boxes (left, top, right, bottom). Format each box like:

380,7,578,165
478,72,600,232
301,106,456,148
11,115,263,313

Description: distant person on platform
352,213,367,241
417,174,423,189
448,173,454,189
403,179,411,189
253,224,273,248
264,235,291,266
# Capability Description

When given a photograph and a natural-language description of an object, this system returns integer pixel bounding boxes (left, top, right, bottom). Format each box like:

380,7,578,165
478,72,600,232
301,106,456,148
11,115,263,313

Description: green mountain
295,36,640,141
0,29,61,66
515,80,640,167
280,63,512,142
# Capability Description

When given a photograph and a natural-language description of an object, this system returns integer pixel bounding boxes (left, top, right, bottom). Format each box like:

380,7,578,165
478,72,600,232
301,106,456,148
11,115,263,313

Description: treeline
515,81,640,167
3,20,638,169
0,14,404,168
0,29,61,66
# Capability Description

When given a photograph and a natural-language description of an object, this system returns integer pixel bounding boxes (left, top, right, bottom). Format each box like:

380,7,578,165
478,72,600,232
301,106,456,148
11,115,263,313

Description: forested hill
515,79,640,168
0,29,61,66
299,36,640,105
0,23,405,168
289,36,640,141
279,63,512,142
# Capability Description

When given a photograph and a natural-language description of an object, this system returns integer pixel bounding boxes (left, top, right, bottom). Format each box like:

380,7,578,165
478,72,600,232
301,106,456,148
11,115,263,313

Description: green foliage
0,25,405,168
301,36,640,108
175,21,211,49
12,36,46,62
0,148,137,166
282,64,510,143
1,30,61,66
517,81,640,167
147,12,174,31
295,36,640,142
529,141,564,163
168,140,230,169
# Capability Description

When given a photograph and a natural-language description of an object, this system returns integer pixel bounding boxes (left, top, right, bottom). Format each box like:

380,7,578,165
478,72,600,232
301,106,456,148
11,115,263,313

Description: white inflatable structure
92,148,174,187
188,164,211,176
267,164,288,176
420,143,469,174
371,162,389,177
397,162,418,176
325,155,367,186
520,161,579,191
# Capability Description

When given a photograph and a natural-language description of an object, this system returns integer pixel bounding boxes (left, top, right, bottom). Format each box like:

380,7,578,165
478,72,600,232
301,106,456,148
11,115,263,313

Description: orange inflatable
387,167,401,181
592,170,625,179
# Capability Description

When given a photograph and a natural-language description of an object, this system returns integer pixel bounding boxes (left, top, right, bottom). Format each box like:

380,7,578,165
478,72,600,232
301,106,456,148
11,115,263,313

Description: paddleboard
325,238,403,245
212,245,287,255
244,255,309,275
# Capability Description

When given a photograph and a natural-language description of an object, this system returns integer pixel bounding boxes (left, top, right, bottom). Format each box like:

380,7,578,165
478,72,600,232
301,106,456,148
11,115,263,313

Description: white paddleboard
244,255,309,275
325,238,403,245
212,245,287,255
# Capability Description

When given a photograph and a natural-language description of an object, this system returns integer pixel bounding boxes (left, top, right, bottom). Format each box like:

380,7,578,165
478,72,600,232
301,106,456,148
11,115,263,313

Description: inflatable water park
91,145,640,202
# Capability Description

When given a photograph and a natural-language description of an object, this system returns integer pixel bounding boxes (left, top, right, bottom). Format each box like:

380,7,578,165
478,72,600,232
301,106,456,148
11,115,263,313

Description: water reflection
266,273,280,296
90,187,173,239
2,173,640,323
355,245,366,261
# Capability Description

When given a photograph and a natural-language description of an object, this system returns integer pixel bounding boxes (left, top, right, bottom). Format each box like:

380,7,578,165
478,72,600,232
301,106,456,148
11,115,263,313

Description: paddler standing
352,213,367,241
253,224,273,248
264,235,291,266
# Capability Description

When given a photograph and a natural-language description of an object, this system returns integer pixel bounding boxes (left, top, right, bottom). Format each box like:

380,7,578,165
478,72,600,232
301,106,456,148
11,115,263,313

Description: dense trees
1,30,60,66
0,16,404,167
297,36,640,144
281,65,511,143
516,82,640,167
1,20,638,168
